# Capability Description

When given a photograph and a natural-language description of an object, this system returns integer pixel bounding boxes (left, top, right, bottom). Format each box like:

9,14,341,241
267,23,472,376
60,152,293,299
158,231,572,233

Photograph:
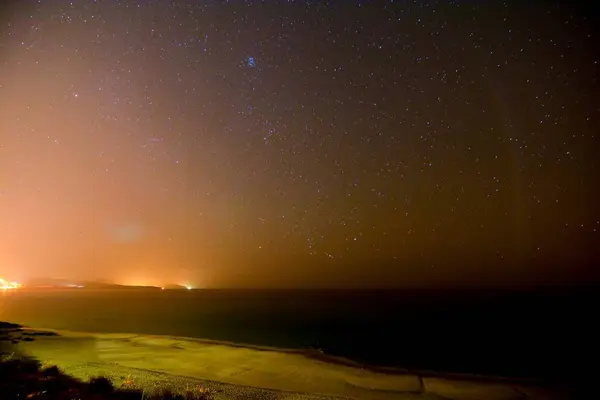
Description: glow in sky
0,1,598,288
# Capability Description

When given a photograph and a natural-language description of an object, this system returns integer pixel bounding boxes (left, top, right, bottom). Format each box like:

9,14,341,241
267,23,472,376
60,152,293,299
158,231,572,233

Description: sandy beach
0,324,575,400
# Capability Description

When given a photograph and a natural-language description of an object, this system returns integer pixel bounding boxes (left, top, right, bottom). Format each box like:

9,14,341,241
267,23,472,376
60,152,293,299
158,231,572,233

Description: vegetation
0,356,214,399
1,323,213,399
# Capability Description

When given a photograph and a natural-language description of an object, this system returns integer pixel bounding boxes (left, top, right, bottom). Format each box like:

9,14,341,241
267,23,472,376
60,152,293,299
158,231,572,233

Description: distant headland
13,278,192,291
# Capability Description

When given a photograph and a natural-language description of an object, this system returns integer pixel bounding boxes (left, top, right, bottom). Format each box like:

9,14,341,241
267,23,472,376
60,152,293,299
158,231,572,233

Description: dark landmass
21,278,194,291
0,322,58,346
162,284,189,290
22,278,162,290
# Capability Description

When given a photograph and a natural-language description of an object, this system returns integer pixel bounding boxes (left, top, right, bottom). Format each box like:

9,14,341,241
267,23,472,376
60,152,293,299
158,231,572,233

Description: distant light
184,285,192,290
0,277,22,290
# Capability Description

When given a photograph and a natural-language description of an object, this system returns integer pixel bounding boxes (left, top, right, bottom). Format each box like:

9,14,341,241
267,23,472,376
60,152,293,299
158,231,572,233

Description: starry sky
0,1,598,288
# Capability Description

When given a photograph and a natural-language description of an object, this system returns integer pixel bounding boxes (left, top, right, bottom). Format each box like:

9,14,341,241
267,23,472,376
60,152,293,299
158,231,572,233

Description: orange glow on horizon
119,280,159,287
117,276,170,288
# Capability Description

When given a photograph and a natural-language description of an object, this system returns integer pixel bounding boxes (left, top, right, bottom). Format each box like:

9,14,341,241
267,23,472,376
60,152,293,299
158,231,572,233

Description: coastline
5,285,595,385
13,324,542,385
2,322,573,400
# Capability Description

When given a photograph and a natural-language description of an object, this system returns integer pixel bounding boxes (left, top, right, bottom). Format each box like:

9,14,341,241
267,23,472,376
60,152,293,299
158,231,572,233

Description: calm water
1,288,596,381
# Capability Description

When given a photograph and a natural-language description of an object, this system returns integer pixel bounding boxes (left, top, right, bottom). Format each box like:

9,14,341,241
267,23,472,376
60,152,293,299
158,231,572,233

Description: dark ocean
1,287,596,383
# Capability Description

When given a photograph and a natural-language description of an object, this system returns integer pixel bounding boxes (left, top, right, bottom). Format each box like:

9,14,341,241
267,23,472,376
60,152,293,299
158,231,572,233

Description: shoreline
5,286,595,386
1,322,578,399
8,323,542,386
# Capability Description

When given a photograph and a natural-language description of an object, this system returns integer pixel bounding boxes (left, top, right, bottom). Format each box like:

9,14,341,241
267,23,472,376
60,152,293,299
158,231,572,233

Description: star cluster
0,1,598,288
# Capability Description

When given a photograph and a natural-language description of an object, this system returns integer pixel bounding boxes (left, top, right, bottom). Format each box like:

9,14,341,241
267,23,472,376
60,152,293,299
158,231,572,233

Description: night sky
0,1,598,288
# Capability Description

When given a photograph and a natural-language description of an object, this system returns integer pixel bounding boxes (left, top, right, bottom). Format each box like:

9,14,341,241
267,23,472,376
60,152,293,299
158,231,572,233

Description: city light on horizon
0,277,22,290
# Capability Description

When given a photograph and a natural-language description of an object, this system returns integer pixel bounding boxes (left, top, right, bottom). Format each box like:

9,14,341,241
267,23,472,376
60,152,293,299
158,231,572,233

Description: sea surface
1,287,596,382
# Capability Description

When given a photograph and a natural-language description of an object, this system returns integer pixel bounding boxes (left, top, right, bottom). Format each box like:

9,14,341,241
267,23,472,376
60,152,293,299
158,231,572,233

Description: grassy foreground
1,322,212,400
0,356,213,400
